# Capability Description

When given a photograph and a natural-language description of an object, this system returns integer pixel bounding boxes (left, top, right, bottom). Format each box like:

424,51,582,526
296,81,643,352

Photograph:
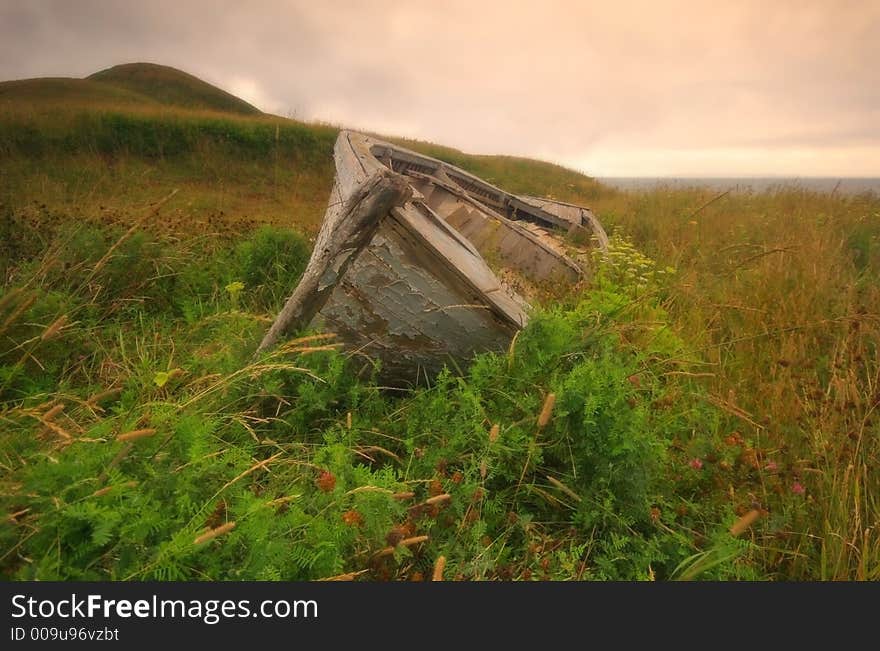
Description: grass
0,62,260,115
593,186,880,579
1,220,750,581
87,63,261,115
0,63,611,237
1,64,878,580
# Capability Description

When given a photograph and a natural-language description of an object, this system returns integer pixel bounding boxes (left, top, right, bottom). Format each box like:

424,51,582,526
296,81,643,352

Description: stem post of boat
256,169,412,354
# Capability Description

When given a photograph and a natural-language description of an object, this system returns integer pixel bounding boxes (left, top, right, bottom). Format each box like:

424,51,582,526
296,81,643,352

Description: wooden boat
259,130,608,385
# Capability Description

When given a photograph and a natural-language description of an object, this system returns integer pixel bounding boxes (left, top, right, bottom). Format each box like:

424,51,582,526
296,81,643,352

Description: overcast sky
1,0,878,176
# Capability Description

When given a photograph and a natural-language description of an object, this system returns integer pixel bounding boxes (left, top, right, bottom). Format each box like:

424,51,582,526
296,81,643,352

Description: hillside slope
0,76,160,108
0,63,608,235
87,63,261,115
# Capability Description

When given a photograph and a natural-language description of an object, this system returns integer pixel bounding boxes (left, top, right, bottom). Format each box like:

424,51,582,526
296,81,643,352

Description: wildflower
315,470,336,492
689,458,703,470
765,461,778,472
341,510,363,527
791,481,805,495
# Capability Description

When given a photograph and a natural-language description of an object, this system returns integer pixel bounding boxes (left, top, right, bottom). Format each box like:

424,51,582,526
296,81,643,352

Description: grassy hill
87,63,261,115
1,63,878,582
0,63,608,237
0,77,161,108
0,63,261,116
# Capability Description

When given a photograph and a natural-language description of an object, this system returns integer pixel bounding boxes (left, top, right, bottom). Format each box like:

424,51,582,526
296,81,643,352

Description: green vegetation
0,220,753,580
0,77,161,108
1,64,878,580
0,63,259,115
593,187,880,579
1,63,607,235
87,63,261,115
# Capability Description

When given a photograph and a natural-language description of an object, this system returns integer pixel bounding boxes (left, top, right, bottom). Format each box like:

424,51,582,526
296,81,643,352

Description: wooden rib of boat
259,130,608,385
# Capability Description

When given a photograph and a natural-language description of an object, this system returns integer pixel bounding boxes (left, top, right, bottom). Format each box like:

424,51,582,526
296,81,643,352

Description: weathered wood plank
256,169,412,353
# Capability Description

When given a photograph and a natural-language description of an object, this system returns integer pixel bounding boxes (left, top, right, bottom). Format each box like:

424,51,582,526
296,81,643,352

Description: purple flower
689,458,703,470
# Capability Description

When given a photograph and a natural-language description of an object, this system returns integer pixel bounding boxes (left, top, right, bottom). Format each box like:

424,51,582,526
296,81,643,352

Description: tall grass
2,217,754,581
0,103,339,234
595,186,880,579
1,97,610,235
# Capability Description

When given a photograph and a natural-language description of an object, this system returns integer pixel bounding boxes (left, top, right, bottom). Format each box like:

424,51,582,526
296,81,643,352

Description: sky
1,0,878,177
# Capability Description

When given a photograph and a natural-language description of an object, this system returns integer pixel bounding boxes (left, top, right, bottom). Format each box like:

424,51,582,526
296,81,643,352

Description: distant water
597,177,880,196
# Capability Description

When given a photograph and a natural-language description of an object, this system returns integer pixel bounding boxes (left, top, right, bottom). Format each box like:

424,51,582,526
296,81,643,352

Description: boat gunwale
352,130,606,239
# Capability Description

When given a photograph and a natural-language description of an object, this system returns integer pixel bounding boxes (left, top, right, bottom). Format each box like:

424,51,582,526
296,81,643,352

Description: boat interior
363,141,608,294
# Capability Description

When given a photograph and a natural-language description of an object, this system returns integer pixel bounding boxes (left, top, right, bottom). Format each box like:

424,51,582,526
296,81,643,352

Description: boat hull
283,131,608,385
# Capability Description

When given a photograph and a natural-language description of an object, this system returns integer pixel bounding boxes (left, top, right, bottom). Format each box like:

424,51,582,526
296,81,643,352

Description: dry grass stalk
729,509,762,537
537,393,556,430
85,188,179,286
345,485,392,496
355,445,401,463
280,333,337,349
489,423,500,443
117,428,156,442
374,535,429,558
7,508,31,523
41,403,65,423
707,394,765,430
0,286,23,315
86,387,122,407
530,485,567,508
392,491,416,501
0,291,37,336
42,420,72,440
266,495,299,508
193,521,236,545
507,330,520,369
318,569,369,581
40,314,68,341
91,480,138,498
346,411,352,430
546,475,582,503
432,555,447,581
424,493,451,506
217,451,284,494
102,442,133,477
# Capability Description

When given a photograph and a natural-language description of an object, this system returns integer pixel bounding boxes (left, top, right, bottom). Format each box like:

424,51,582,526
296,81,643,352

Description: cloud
1,0,877,175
